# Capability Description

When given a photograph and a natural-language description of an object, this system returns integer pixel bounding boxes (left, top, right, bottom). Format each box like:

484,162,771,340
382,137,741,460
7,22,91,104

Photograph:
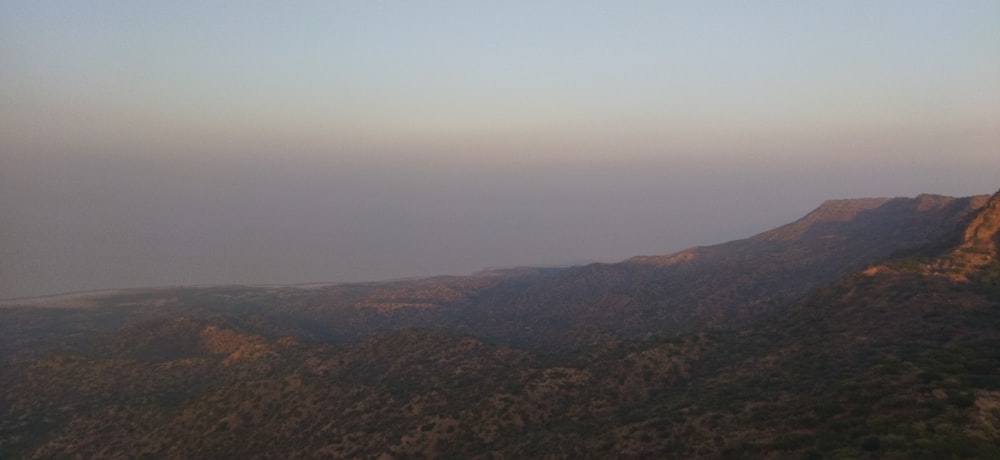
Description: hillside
2,190,999,458
2,193,987,358
298,193,990,347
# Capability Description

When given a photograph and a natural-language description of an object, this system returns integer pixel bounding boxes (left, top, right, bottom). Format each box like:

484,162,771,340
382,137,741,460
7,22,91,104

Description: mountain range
2,190,998,458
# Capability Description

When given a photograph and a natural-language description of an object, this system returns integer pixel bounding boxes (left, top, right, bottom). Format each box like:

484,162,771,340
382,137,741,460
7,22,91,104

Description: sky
1,1,998,299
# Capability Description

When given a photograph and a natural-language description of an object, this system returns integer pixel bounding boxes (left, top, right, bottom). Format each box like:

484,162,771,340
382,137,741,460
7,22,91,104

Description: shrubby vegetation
3,192,998,458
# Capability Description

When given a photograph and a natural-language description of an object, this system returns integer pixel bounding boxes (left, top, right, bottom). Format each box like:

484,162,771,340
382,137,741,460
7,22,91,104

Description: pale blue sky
1,1,998,297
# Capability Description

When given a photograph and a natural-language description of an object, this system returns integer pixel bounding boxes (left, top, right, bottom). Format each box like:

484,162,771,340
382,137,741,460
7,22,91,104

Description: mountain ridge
0,192,990,360
3,189,1000,458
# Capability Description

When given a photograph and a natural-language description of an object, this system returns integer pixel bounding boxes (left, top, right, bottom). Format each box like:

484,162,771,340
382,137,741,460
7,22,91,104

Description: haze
2,1,998,299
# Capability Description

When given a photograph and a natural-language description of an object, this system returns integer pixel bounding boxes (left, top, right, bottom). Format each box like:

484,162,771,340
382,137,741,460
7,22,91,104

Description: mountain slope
2,189,999,458
684,189,1000,457
0,194,988,362
446,193,990,346
240,193,990,348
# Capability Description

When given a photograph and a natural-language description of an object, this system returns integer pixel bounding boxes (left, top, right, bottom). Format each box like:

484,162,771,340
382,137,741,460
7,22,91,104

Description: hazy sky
2,1,999,298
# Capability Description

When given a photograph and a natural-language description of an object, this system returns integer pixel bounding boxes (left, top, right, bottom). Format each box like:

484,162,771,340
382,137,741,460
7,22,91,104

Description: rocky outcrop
958,190,1000,263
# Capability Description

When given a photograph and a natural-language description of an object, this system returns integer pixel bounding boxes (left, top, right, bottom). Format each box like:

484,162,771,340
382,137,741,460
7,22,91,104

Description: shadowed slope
0,194,988,356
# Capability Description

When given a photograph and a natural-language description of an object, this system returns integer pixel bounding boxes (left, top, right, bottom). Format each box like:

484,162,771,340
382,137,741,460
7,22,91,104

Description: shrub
946,392,975,408
860,436,880,451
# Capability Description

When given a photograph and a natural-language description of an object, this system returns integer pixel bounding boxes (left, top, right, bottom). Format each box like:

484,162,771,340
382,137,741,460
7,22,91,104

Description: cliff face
958,190,1000,262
